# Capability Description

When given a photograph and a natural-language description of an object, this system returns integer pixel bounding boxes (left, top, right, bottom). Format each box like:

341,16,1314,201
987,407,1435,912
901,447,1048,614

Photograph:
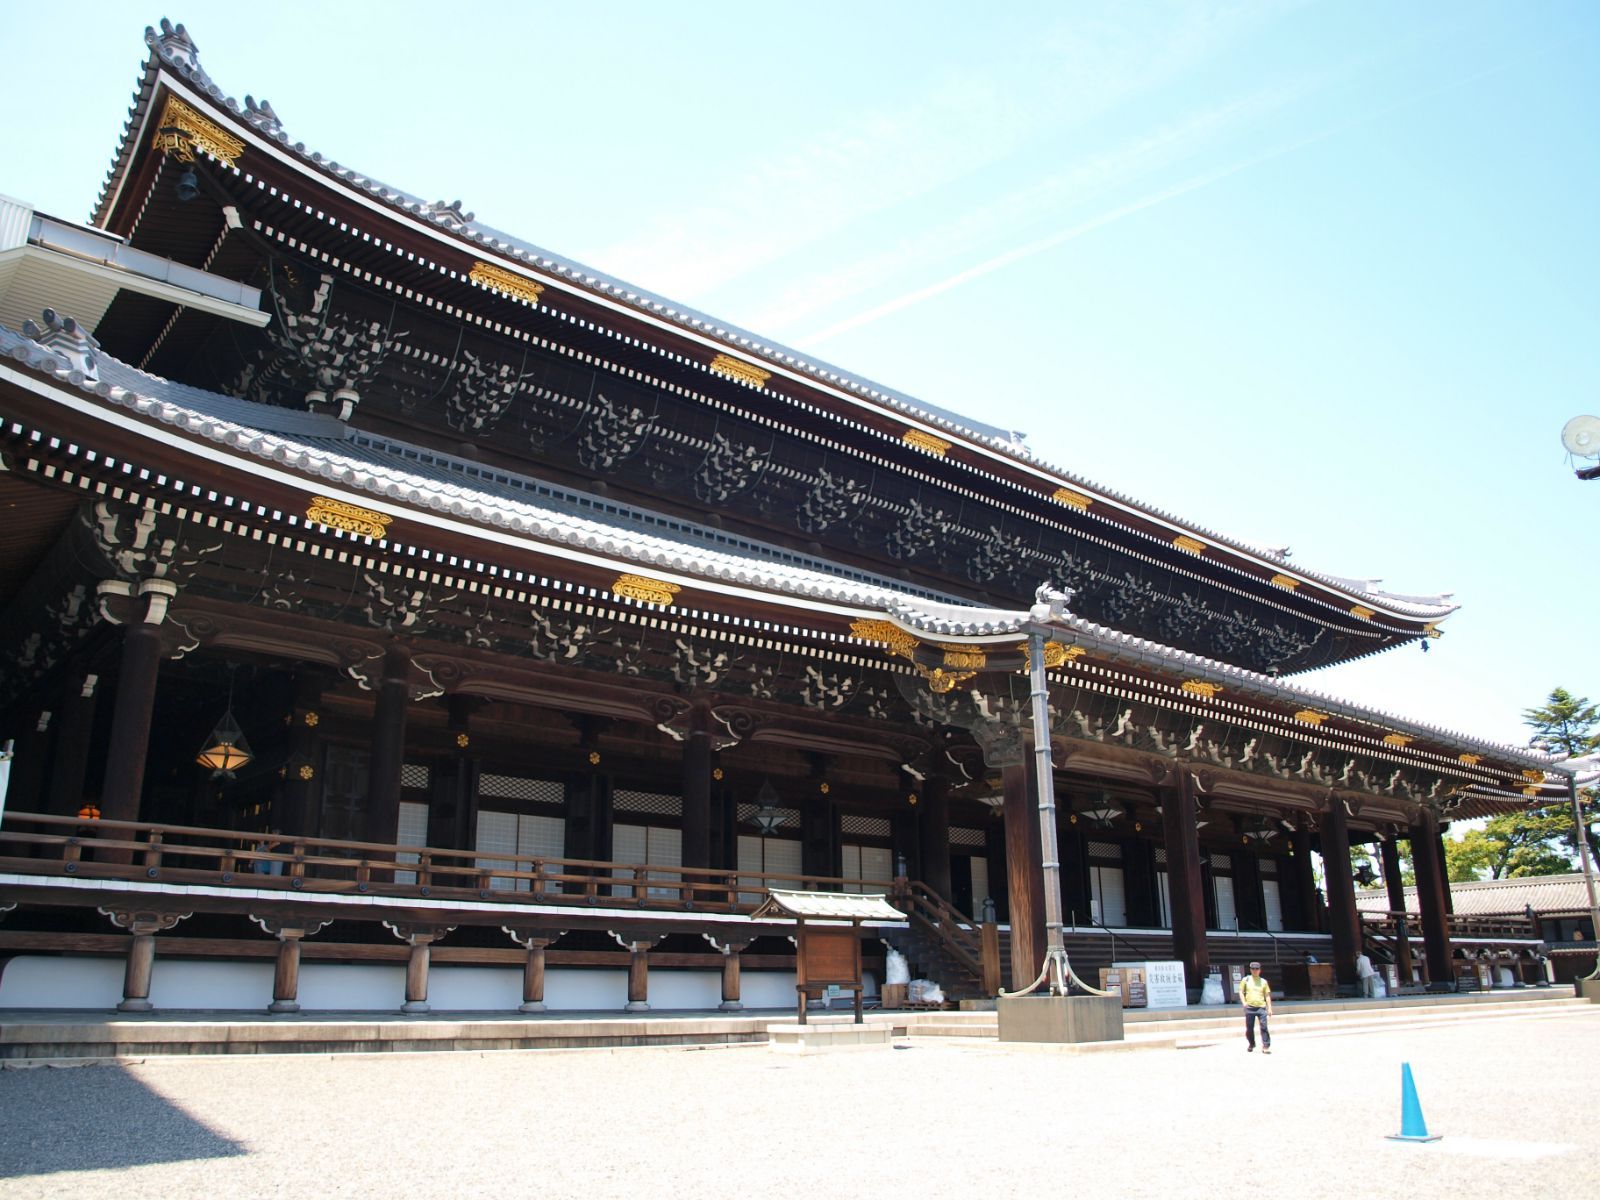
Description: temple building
0,20,1567,1014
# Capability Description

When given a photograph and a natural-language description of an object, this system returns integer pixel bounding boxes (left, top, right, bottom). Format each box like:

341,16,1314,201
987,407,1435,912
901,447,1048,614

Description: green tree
1522,687,1600,758
1522,686,1600,867
1446,810,1577,880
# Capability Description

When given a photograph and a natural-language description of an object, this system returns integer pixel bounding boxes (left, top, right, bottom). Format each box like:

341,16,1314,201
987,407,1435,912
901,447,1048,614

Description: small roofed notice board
750,889,904,1025
1115,960,1187,1008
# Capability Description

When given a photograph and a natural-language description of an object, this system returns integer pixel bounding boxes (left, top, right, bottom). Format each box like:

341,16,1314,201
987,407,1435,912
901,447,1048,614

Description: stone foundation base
1576,978,1600,1004
997,995,1124,1044
766,1021,893,1054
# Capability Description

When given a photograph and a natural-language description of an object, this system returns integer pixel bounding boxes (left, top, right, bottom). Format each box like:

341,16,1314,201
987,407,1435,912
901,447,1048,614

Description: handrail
1231,920,1288,965
0,810,897,915
898,881,985,980
1069,908,1133,965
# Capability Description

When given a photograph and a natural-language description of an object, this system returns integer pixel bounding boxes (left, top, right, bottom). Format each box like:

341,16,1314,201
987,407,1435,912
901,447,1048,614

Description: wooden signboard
795,924,864,1024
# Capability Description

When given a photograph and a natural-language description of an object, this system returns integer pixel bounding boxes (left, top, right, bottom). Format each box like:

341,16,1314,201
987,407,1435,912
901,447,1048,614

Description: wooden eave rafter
100,71,1446,656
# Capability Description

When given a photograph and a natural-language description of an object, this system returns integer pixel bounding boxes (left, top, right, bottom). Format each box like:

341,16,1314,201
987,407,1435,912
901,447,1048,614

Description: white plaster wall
0,956,801,1013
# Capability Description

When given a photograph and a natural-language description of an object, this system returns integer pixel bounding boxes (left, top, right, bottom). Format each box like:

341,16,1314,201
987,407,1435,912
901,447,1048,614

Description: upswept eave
88,19,1458,637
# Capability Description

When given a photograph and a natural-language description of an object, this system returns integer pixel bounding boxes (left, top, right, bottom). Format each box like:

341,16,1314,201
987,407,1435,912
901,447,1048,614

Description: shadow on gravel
0,1064,246,1177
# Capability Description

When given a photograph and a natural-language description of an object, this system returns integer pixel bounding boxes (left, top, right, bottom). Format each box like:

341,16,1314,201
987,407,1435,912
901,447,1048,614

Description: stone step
904,991,1591,1044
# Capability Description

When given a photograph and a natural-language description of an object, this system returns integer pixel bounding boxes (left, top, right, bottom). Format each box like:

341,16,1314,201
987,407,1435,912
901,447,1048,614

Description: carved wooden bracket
250,915,332,940
382,922,455,946
99,908,190,935
502,926,566,950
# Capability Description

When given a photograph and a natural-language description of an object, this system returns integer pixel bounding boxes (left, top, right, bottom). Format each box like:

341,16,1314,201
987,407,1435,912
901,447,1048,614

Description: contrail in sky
795,53,1536,350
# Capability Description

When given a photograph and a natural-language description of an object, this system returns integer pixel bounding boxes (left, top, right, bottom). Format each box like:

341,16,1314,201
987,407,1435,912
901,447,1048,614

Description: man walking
1240,961,1272,1054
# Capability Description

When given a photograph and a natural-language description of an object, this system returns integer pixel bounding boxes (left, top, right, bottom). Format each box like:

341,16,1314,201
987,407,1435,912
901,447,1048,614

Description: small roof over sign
750,890,905,922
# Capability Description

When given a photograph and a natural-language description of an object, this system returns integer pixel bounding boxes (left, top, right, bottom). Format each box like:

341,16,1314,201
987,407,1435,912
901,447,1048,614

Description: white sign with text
1114,960,1188,1008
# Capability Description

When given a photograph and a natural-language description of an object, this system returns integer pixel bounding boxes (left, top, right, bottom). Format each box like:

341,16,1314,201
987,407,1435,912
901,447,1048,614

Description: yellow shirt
1239,975,1272,1008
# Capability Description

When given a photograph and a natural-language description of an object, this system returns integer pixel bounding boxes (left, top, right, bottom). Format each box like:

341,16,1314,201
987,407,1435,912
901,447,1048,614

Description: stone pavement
0,1005,1595,1198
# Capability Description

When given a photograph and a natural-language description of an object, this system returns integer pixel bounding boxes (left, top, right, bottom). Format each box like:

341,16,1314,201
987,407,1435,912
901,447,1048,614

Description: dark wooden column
387,922,453,1013
505,928,563,1013
707,935,752,1011
801,765,837,880
1234,849,1266,932
1410,810,1453,986
101,908,187,1012
916,773,952,902
1060,819,1089,926
281,671,324,839
1379,836,1415,983
1290,828,1321,932
5,709,52,816
1160,769,1209,994
98,580,179,825
430,695,480,851
45,674,99,816
366,646,411,846
1001,760,1045,990
253,917,329,1014
681,703,712,877
1321,799,1361,988
1435,826,1455,913
1123,837,1157,929
618,932,663,1011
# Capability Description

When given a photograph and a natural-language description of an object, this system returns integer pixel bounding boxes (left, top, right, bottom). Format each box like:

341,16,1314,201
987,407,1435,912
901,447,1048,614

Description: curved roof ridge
882,593,1554,770
97,22,1458,626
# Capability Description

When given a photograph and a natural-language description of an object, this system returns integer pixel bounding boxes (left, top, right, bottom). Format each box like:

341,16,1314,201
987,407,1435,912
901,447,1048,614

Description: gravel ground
1,1007,1596,1199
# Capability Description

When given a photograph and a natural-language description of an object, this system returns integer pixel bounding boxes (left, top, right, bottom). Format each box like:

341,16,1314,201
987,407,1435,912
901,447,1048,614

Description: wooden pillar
385,922,453,1013
253,917,329,1014
366,646,411,847
100,908,186,1012
1234,849,1266,932
1410,810,1453,985
1379,837,1415,983
282,671,324,839
1160,770,1209,994
1435,827,1455,913
1321,799,1361,988
4,709,52,816
1290,828,1320,933
1001,761,1044,990
916,774,953,903
681,704,712,874
98,580,178,825
504,928,563,1013
706,935,751,1011
1123,836,1157,929
801,761,837,880
46,674,100,816
430,695,480,853
617,932,662,1012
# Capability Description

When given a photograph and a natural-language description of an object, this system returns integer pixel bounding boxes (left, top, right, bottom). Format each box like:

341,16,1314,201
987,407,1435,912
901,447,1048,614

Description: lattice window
840,845,894,893
394,801,429,885
1087,840,1123,860
737,835,803,905
1260,857,1280,878
479,774,563,804
400,764,430,790
840,815,891,838
475,809,564,893
614,789,682,816
949,827,986,847
612,823,683,899
1210,853,1234,871
1154,848,1168,865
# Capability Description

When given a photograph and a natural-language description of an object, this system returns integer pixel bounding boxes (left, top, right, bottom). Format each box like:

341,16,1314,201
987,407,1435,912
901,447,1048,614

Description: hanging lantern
196,667,253,779
752,778,784,836
1078,793,1121,829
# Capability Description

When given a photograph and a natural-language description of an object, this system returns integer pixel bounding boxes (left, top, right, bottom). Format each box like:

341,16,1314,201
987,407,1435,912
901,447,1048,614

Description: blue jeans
1244,1006,1271,1048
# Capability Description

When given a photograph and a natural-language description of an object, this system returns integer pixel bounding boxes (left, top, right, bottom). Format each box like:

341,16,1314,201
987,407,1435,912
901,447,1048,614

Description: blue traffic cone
1385,1062,1441,1142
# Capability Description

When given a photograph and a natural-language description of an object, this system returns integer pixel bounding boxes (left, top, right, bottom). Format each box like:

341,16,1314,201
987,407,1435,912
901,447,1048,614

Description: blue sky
1,1,1596,751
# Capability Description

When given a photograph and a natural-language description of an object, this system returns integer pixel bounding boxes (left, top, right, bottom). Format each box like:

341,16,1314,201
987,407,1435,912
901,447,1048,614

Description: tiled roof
1356,874,1599,917
883,595,1557,773
90,22,1459,625
750,890,905,921
0,315,1556,782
